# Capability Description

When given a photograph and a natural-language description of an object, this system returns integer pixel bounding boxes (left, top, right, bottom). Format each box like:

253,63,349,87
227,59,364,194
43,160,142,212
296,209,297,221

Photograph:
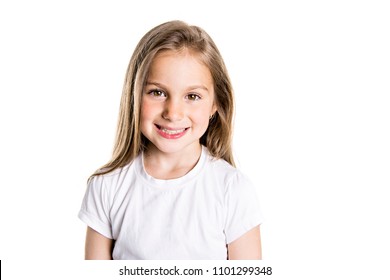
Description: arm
85,226,114,260
227,225,262,260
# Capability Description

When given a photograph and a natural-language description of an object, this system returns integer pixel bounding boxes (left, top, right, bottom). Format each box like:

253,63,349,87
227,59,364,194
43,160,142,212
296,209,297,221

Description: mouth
155,124,189,139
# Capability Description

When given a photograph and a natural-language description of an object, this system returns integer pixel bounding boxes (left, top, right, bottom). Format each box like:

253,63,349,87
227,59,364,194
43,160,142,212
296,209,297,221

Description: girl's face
141,49,216,156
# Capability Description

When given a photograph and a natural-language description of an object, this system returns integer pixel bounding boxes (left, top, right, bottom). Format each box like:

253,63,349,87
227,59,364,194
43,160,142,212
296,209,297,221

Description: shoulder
203,148,253,191
88,157,139,195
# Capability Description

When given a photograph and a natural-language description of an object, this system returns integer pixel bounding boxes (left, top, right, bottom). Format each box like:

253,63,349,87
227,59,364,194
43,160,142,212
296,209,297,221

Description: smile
155,124,189,139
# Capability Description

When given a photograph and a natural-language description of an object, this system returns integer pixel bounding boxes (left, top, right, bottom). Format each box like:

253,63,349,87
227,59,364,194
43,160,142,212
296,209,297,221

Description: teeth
161,127,185,134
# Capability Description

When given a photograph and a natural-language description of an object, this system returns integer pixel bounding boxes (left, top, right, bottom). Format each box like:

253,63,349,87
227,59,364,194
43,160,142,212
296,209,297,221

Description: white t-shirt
78,146,263,260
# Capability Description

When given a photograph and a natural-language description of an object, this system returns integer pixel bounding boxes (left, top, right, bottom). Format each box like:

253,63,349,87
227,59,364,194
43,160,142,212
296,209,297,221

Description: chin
154,143,190,154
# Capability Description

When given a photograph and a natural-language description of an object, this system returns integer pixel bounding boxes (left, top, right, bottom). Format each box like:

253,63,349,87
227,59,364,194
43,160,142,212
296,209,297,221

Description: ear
211,103,217,116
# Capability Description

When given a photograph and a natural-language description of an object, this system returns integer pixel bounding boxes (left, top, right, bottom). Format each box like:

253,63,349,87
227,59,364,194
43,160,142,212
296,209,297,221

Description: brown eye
187,93,201,101
148,89,166,97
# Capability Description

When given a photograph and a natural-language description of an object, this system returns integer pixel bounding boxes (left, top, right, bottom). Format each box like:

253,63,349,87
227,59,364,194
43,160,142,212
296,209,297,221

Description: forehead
147,49,214,89
150,49,210,76
154,48,206,64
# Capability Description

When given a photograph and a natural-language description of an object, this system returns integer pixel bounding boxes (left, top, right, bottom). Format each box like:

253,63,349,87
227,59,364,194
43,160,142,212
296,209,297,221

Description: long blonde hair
92,20,235,178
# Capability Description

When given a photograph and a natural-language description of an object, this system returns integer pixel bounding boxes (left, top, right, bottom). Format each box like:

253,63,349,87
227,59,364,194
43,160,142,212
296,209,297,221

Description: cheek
140,100,157,135
140,99,158,122
191,107,212,127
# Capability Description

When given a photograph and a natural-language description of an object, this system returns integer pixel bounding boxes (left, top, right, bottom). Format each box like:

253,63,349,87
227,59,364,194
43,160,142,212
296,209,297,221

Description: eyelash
186,93,201,101
148,89,166,97
147,89,201,101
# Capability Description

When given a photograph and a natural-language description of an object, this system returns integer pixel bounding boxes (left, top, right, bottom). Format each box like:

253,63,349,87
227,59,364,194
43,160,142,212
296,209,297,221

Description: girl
79,20,263,260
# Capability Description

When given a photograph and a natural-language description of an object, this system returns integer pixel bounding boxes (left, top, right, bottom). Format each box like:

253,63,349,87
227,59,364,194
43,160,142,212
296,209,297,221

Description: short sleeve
224,172,264,244
78,175,113,239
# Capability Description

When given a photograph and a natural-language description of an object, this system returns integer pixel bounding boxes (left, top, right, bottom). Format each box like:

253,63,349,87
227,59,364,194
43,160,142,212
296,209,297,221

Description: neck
143,143,202,180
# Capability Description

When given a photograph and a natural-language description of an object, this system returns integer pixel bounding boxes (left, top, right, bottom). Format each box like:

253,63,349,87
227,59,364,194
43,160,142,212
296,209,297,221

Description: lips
155,124,189,139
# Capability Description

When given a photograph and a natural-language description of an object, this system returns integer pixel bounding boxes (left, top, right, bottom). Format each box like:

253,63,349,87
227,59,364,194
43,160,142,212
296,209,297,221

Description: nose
162,98,184,121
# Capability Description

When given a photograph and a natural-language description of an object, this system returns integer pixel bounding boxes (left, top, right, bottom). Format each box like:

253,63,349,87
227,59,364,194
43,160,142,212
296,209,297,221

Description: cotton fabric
78,146,263,259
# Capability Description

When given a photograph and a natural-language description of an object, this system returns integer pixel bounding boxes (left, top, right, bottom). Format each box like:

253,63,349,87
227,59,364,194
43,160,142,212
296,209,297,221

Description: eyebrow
146,81,209,92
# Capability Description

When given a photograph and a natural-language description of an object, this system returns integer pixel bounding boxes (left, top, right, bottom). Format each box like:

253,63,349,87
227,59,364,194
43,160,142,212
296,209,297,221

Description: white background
0,0,389,279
